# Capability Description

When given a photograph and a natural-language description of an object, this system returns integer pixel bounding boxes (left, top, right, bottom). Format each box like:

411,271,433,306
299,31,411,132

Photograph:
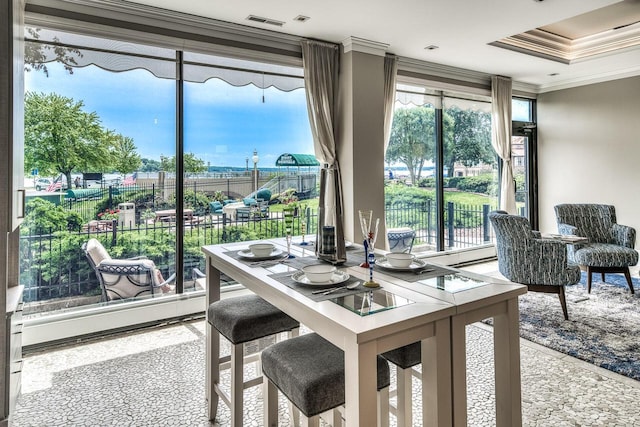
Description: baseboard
23,286,249,348
419,245,496,266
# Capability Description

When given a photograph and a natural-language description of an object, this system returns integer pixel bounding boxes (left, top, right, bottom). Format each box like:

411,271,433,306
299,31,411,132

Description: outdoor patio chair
489,211,581,320
555,204,638,294
256,188,272,203
82,238,176,302
209,201,224,216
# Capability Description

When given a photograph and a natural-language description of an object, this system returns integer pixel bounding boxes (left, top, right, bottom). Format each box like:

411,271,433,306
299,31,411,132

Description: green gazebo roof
275,153,320,167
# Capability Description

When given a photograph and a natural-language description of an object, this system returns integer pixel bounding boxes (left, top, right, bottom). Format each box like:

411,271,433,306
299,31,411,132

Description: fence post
427,199,432,245
221,213,227,242
108,185,114,209
483,204,490,242
447,201,454,247
111,219,117,246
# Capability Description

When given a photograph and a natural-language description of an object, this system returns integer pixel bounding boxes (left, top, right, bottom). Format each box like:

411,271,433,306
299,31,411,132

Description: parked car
34,178,51,191
34,177,69,191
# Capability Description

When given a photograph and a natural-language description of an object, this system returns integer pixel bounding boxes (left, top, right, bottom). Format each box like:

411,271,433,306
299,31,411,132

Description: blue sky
25,63,315,168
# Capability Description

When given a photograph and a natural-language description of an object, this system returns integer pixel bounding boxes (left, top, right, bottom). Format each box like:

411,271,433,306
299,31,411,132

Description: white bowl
302,264,337,283
385,252,415,268
248,243,275,257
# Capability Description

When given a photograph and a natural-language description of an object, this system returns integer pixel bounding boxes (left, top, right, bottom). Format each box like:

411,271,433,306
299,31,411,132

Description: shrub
22,198,83,234
456,175,495,195
20,231,98,301
175,189,212,216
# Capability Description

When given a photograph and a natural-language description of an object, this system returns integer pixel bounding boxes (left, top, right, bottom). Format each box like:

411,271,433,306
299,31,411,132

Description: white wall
537,75,640,248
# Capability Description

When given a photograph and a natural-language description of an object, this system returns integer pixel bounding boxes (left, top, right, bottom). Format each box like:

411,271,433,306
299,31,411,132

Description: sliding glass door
22,27,178,309
21,25,316,314
385,84,528,256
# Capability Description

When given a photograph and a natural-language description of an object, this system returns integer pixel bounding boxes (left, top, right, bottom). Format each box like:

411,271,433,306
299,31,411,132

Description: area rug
513,272,640,381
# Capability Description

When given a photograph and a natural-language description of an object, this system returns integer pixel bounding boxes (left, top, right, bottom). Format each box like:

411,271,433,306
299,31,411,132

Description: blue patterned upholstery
554,204,638,268
554,204,637,294
490,212,581,286
489,211,580,319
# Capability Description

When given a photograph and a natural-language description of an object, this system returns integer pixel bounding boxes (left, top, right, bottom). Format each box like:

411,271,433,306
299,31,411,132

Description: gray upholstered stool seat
207,294,300,427
381,342,421,427
207,294,300,344
381,341,420,369
262,332,390,426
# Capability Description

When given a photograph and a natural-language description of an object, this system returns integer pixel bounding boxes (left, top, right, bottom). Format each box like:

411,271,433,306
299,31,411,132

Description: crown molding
26,0,304,56
536,64,640,93
398,57,490,85
342,37,389,56
493,22,640,65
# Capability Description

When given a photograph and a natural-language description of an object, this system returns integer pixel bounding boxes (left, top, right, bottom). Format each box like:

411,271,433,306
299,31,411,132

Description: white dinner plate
237,248,284,261
375,257,428,272
291,270,350,286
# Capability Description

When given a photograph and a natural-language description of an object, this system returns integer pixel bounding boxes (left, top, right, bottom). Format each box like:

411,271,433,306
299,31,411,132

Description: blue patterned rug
514,272,640,381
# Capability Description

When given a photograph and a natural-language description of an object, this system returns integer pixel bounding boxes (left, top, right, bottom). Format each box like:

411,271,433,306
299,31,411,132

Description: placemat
268,270,374,302
373,263,456,283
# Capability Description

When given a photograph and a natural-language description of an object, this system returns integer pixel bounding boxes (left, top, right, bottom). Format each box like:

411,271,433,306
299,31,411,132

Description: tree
108,133,141,175
160,153,207,174
24,28,82,77
140,158,162,172
386,107,453,185
24,92,137,186
386,107,435,185
444,107,494,177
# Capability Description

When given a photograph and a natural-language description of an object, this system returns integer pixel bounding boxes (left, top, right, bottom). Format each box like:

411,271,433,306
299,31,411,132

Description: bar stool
261,332,391,427
207,294,300,427
381,342,421,427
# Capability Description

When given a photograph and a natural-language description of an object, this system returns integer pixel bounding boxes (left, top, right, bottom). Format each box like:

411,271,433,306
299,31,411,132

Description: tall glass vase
283,206,295,259
316,164,346,264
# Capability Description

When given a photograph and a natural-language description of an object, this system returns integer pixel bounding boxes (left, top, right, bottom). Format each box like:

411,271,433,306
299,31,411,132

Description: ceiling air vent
246,15,285,27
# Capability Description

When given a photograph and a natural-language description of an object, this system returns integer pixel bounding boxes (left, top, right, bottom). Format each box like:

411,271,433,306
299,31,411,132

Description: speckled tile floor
11,262,640,426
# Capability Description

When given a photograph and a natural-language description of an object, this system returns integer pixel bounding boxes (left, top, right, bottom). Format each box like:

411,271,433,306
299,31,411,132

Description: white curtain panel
491,75,516,214
383,55,398,153
301,40,346,263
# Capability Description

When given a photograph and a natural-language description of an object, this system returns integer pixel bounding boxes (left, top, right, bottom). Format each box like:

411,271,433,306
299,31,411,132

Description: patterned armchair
489,211,581,320
554,204,638,294
82,238,176,302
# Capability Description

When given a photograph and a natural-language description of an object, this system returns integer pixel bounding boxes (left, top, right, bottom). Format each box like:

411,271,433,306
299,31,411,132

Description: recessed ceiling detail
491,0,640,64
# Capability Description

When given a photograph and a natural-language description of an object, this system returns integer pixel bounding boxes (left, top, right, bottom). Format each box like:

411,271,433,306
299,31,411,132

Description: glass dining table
201,238,526,426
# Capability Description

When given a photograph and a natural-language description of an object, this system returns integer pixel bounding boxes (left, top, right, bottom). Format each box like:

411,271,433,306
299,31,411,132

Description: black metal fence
385,200,523,249
19,207,318,305
19,199,520,310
